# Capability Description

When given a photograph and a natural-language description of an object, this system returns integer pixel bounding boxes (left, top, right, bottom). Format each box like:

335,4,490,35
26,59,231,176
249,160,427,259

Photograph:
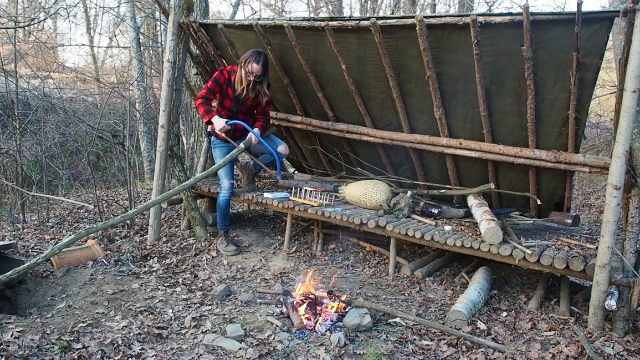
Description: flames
286,269,348,334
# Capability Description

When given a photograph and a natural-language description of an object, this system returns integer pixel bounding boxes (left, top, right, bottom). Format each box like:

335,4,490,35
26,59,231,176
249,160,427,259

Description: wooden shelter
176,5,640,332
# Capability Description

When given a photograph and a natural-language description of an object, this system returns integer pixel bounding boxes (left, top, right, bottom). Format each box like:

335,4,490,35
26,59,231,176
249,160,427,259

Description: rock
238,293,254,303
273,283,283,292
274,332,290,341
323,355,332,360
208,336,242,352
226,323,245,340
215,284,231,300
330,332,345,348
343,308,373,331
202,334,219,346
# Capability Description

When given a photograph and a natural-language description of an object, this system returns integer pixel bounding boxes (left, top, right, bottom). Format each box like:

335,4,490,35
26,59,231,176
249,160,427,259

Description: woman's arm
195,69,226,129
253,99,271,136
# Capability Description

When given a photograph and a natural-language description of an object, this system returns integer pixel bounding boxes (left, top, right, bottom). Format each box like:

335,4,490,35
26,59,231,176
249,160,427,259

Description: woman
195,48,289,256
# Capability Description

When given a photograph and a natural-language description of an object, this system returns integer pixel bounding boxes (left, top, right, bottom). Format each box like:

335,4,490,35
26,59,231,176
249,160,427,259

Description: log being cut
445,266,492,329
467,194,503,244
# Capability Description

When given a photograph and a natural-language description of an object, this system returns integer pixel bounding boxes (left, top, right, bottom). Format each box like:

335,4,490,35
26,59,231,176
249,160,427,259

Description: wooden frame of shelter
164,2,640,332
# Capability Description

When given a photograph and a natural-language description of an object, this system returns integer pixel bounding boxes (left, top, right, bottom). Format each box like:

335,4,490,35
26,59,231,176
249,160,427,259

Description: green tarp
196,12,615,216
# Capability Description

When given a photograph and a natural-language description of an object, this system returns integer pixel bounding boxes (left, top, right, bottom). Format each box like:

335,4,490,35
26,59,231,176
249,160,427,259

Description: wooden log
316,221,324,254
414,252,462,278
512,248,525,263
377,215,398,228
446,266,492,328
630,278,640,324
162,196,183,208
277,180,340,193
522,3,539,216
217,24,240,60
498,244,514,257
386,218,412,231
480,242,491,252
527,272,553,310
469,15,500,208
564,1,582,212
553,250,569,269
416,15,460,196
463,238,473,248
585,257,597,277
573,285,592,305
285,301,305,329
489,244,500,254
499,215,532,255
414,225,435,238
447,234,465,247
389,237,397,275
467,193,503,244
349,299,513,353
455,237,464,247
395,220,419,235
270,112,610,172
370,19,427,187
424,228,439,240
559,275,572,317
540,248,555,266
525,247,543,262
283,213,293,250
437,232,454,244
400,250,447,275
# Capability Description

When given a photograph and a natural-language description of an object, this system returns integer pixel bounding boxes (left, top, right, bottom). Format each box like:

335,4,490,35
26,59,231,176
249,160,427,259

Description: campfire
280,270,349,335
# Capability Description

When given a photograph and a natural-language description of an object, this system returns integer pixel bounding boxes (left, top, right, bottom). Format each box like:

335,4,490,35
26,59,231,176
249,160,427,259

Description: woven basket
339,180,393,210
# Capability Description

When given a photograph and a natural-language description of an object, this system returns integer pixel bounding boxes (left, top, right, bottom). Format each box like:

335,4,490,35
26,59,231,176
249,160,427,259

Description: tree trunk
457,0,474,13
588,11,640,332
80,0,100,81
126,0,155,183
148,0,183,244
229,0,241,19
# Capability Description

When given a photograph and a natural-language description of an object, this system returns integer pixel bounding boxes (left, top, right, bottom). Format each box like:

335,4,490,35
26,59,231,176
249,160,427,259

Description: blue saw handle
226,120,281,180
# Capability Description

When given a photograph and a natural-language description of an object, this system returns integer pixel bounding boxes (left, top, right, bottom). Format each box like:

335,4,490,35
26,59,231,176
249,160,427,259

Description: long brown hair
234,49,270,105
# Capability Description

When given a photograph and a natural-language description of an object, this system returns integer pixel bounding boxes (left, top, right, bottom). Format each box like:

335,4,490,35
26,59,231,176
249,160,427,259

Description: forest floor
0,165,639,360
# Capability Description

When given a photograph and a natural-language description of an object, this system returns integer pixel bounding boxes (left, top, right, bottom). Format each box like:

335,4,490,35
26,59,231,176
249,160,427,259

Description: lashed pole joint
218,24,241,60
469,15,500,208
253,22,336,176
416,15,462,200
522,5,539,216
565,1,582,213
284,23,361,170
325,22,397,178
370,18,427,189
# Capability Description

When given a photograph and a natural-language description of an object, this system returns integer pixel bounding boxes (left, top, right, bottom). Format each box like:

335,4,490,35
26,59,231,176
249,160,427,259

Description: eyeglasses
245,66,263,81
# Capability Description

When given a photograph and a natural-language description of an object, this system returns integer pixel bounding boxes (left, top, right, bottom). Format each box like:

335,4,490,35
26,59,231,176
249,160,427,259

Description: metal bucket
50,240,105,270
548,211,581,227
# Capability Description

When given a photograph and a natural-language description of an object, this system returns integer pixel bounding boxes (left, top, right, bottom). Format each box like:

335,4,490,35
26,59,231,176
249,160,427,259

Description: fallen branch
573,325,603,360
499,216,532,255
349,299,513,353
556,237,597,249
0,138,254,287
446,266,492,328
0,178,94,209
454,259,480,283
345,236,408,266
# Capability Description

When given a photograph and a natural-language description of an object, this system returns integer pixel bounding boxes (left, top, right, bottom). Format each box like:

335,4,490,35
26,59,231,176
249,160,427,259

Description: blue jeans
211,133,288,231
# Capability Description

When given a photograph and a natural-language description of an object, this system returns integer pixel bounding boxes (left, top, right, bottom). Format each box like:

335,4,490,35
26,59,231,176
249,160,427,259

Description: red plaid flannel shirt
195,65,271,142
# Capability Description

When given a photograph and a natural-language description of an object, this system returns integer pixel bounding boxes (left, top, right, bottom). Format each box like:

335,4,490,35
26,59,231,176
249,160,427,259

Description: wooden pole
564,1,582,213
469,15,500,208
416,15,461,199
148,0,183,244
252,22,335,175
370,18,427,188
588,10,640,332
324,22,397,178
527,272,552,310
522,4,539,216
270,112,610,171
283,213,293,250
389,237,397,275
198,11,623,28
612,4,636,136
283,23,360,169
0,138,254,286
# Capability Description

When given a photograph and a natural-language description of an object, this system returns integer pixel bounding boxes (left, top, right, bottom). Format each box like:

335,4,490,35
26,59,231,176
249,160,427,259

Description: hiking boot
216,230,240,256
238,160,258,191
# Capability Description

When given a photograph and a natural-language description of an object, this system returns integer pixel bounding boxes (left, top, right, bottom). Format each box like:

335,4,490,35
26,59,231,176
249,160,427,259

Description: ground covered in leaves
0,185,639,360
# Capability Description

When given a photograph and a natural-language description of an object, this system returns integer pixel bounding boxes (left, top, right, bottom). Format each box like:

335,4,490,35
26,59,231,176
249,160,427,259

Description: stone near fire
275,332,291,341
215,284,232,300
330,332,345,348
238,293,254,303
273,283,283,292
226,323,245,340
343,308,373,331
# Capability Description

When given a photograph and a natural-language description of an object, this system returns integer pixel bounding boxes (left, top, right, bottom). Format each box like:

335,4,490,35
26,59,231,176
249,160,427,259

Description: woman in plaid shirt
196,48,290,256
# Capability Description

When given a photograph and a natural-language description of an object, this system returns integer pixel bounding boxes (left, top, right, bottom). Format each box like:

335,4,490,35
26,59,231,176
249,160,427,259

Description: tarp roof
191,10,617,216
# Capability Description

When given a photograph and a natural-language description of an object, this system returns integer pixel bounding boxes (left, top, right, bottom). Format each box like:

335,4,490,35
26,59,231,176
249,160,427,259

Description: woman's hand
247,128,261,146
212,115,229,134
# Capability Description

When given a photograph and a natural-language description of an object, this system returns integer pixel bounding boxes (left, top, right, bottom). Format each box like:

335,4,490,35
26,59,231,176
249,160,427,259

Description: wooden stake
324,23,396,178
416,15,461,198
522,4,539,216
527,272,552,310
559,275,572,317
389,237,397,275
349,299,513,353
564,2,582,212
283,213,293,250
469,15,500,208
370,18,427,188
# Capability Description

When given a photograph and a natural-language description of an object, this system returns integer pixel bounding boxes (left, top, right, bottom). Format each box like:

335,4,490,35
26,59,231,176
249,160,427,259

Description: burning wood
279,270,350,335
